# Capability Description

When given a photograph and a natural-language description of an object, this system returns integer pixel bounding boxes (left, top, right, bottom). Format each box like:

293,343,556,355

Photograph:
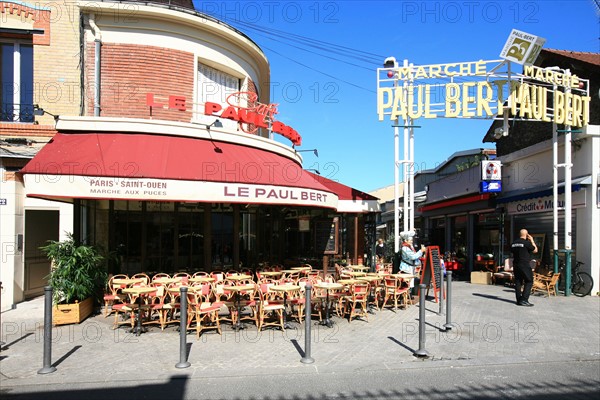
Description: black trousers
514,265,534,302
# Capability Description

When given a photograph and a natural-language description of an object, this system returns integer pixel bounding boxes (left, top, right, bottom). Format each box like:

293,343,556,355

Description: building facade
0,1,378,310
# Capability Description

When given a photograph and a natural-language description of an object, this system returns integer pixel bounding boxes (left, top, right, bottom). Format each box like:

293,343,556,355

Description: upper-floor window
196,63,241,129
1,42,34,122
198,63,240,105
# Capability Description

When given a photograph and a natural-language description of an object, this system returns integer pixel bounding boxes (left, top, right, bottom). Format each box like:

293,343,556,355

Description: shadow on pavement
472,292,516,304
2,375,189,400
4,376,599,400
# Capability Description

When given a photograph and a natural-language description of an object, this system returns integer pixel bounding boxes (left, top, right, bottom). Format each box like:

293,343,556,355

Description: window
0,42,34,122
196,63,240,128
198,63,240,105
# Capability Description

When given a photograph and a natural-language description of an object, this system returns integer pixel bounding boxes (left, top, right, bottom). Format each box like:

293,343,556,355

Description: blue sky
194,0,599,193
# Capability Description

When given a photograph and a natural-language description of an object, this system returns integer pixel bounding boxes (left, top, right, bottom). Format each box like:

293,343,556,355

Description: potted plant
41,233,108,325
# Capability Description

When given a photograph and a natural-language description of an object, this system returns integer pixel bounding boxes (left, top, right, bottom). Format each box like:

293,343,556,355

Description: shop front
20,117,377,275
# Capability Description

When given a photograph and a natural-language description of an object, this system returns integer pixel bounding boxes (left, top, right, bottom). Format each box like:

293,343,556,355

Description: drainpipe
88,14,102,116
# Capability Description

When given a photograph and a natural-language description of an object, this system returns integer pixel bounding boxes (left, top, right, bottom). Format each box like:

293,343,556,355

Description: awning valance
305,171,379,213
21,132,337,208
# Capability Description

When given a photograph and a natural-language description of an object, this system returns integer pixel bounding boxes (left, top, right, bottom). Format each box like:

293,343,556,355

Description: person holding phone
510,228,538,307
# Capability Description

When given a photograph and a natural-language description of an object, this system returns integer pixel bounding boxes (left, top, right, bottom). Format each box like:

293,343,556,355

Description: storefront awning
496,175,591,204
419,193,492,212
20,132,338,209
305,171,379,213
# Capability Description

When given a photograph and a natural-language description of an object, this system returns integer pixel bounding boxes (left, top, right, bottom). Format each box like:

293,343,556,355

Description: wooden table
226,274,253,282
113,278,145,286
188,276,216,283
313,282,343,327
271,285,300,328
151,277,182,285
122,286,158,336
259,271,283,278
337,279,361,286
223,284,256,330
348,271,367,277
350,265,370,271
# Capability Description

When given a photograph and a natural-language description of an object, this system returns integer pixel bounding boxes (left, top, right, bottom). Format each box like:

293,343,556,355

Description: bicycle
557,260,594,297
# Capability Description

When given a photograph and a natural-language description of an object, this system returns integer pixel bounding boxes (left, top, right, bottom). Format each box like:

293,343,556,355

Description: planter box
471,271,493,285
53,297,94,325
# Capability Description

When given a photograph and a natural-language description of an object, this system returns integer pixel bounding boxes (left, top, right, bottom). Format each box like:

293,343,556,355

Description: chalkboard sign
420,245,443,302
315,217,339,255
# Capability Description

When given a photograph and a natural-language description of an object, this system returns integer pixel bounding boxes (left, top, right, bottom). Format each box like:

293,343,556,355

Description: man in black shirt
510,229,538,306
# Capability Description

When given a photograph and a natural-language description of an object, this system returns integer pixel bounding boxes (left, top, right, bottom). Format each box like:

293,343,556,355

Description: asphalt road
3,359,599,400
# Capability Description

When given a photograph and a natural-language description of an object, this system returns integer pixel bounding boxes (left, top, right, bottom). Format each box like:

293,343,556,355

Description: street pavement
1,279,599,399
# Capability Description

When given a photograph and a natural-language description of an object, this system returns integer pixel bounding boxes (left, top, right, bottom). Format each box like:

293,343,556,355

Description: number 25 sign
500,29,546,66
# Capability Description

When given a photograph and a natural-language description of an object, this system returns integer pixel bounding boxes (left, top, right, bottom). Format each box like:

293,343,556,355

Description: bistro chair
532,272,561,297
257,283,285,331
151,273,171,281
380,277,410,311
212,279,237,326
131,273,150,285
142,284,168,330
342,283,370,322
103,274,128,317
189,283,222,338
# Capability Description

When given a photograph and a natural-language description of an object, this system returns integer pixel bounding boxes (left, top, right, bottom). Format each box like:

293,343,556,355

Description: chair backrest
549,272,561,285
192,271,209,278
131,273,150,285
352,283,369,297
152,273,171,281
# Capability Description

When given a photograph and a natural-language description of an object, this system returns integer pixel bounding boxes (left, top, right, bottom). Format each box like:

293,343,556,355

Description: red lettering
220,106,239,121
255,188,266,197
239,187,249,197
168,95,186,111
301,192,308,200
224,186,235,197
146,93,163,108
204,102,222,115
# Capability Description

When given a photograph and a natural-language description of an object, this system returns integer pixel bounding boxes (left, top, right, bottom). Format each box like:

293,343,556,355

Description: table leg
232,292,245,331
320,291,333,328
282,292,294,329
131,295,147,336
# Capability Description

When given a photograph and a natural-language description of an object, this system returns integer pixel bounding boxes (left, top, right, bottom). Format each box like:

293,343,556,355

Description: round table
271,285,301,328
337,279,362,286
350,265,370,271
151,277,182,285
188,276,216,283
259,271,283,278
122,286,158,336
226,274,253,282
223,284,256,330
348,271,367,277
113,278,145,286
313,282,343,327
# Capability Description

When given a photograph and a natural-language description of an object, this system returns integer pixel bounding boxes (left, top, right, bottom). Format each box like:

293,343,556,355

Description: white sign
23,175,338,209
500,29,546,65
482,160,502,180
507,191,586,215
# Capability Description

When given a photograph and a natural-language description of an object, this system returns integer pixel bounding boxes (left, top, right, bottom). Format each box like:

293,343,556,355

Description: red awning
418,193,492,212
306,171,379,213
21,132,337,208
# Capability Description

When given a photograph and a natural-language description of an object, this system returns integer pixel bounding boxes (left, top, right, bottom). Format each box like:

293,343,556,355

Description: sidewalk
1,281,599,386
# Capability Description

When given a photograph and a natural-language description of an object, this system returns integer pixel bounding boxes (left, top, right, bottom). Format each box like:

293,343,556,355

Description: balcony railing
0,103,35,123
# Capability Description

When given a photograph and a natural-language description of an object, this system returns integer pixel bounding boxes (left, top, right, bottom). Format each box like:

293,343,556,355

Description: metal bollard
175,286,190,369
0,281,4,347
38,286,56,374
300,284,314,364
413,284,430,358
438,264,445,316
443,271,453,331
